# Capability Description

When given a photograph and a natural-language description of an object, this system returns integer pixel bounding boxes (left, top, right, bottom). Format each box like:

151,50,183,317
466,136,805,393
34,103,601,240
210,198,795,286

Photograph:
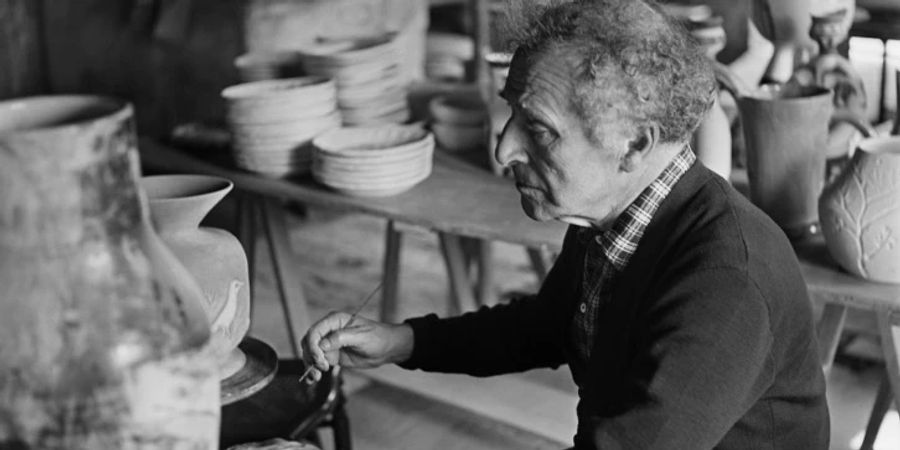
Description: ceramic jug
0,96,219,449
142,174,251,379
819,136,900,283
736,84,873,240
688,15,733,180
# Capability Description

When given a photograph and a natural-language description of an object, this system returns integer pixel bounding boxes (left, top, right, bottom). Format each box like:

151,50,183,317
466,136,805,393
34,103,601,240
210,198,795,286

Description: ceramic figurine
142,175,251,380
791,8,869,163
0,96,219,449
751,0,857,83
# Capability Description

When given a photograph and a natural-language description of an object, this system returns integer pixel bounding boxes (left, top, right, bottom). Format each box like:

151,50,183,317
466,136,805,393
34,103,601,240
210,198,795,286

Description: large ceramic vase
142,175,251,379
819,136,900,283
738,85,834,239
0,96,219,449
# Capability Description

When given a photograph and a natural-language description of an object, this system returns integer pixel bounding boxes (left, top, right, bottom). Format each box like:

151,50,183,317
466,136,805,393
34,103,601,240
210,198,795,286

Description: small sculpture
790,8,868,120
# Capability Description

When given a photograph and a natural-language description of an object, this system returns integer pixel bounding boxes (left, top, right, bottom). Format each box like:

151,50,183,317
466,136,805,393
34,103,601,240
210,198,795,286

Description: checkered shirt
570,146,696,369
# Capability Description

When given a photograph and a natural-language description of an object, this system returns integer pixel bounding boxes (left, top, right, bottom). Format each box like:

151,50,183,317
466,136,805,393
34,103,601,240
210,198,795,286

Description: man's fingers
304,311,354,368
320,327,367,352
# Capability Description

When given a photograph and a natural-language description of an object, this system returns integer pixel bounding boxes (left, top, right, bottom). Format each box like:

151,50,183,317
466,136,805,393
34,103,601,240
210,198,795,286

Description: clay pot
142,175,251,379
820,136,900,283
0,96,218,448
737,84,873,239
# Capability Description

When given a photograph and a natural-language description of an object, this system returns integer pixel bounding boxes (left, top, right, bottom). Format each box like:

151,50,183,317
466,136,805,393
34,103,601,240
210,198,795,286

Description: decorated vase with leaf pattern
819,136,900,283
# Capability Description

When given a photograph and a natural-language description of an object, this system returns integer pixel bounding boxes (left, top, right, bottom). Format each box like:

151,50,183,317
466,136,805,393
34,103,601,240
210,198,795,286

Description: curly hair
499,0,716,144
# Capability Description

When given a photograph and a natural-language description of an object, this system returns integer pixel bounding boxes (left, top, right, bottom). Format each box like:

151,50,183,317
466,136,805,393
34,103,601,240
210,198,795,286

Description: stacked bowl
429,95,488,153
299,36,410,126
312,125,434,197
233,51,304,82
222,77,342,177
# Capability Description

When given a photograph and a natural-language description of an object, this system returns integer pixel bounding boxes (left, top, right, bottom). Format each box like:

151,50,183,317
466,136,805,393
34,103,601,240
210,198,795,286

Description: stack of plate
222,77,342,177
233,51,304,82
300,36,410,126
312,125,434,197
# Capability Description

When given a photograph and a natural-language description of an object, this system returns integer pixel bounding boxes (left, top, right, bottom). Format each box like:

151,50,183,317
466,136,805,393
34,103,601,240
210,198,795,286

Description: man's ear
621,124,659,172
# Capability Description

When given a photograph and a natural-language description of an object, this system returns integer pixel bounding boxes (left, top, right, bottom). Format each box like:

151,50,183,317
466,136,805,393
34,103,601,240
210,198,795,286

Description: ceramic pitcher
142,174,251,379
0,96,219,449
819,136,900,283
737,84,873,240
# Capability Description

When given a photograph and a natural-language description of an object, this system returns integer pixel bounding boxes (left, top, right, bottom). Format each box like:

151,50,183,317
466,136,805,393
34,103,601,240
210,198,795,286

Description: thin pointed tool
298,281,383,383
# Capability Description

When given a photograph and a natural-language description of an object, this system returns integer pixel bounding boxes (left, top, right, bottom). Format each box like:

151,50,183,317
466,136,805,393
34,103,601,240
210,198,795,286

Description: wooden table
140,139,900,447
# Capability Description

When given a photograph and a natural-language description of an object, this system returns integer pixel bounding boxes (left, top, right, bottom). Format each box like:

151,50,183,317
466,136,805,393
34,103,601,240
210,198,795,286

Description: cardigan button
579,303,587,313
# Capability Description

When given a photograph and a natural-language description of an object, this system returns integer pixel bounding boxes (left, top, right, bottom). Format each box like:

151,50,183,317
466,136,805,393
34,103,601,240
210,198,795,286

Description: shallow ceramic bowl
313,125,432,157
313,164,431,197
222,77,336,107
231,112,341,143
227,99,337,125
234,51,304,82
428,96,487,126
300,35,399,68
431,122,485,153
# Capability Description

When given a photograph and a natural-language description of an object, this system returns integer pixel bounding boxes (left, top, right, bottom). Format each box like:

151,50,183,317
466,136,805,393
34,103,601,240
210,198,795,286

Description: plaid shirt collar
595,146,695,271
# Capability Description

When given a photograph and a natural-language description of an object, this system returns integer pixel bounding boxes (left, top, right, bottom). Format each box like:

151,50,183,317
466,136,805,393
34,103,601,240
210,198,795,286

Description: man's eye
528,125,554,145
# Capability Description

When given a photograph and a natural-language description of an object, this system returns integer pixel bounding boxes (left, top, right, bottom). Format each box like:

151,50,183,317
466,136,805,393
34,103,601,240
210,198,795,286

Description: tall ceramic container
819,136,900,283
0,96,219,449
142,175,251,379
738,85,834,239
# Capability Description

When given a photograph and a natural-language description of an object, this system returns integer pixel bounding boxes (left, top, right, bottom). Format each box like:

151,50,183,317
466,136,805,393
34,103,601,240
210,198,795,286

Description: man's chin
519,197,551,222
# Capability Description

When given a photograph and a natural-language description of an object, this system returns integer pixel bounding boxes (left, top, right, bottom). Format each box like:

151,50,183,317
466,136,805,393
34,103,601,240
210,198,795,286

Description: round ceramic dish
313,166,431,197
299,36,398,68
428,95,487,126
227,100,337,125
222,77,337,104
313,125,431,154
233,51,304,82
431,122,486,152
313,147,431,175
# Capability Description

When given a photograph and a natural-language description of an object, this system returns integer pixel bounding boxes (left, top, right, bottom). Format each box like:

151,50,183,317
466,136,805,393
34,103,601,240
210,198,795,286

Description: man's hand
301,312,414,382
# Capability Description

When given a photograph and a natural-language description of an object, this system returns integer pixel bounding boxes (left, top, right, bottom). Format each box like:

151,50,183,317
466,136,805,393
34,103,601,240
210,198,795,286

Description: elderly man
301,0,828,448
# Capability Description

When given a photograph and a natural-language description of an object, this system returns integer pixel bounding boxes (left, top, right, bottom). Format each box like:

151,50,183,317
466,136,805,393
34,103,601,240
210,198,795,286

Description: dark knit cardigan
400,162,829,449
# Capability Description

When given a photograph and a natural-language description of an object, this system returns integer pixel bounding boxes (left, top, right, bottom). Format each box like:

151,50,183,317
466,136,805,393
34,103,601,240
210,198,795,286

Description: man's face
496,47,632,228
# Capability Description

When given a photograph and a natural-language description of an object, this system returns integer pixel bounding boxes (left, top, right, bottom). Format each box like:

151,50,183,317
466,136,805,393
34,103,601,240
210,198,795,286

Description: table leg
439,232,479,316
236,194,258,322
817,303,848,375
476,239,496,307
877,310,900,408
260,198,310,359
381,220,403,323
860,372,893,450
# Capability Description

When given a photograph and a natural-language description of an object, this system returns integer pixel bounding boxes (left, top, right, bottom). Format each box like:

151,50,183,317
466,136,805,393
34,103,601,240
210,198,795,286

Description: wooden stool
221,360,351,450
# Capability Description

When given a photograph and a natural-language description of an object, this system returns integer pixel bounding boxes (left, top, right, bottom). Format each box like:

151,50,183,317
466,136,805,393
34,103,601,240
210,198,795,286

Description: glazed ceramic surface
142,175,251,379
0,96,218,449
820,136,900,283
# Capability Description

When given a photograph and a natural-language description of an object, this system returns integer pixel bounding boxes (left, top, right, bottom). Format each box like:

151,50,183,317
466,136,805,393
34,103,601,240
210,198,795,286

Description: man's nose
495,119,528,168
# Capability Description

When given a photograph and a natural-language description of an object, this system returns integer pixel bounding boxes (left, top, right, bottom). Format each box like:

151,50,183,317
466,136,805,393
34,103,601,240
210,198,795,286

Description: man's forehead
501,45,584,105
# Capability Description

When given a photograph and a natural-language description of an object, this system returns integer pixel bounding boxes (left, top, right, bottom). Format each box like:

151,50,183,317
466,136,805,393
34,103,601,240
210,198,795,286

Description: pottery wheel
221,336,279,406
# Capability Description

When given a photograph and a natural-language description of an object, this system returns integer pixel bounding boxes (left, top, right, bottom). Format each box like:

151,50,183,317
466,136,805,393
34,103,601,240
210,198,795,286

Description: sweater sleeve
581,267,775,449
397,228,579,376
